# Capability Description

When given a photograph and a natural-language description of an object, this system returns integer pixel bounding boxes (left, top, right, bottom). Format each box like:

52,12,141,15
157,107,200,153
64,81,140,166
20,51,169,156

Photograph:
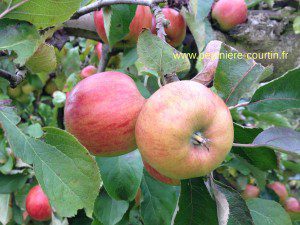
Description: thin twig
0,0,29,19
228,102,250,110
97,44,110,72
0,69,27,88
71,0,166,19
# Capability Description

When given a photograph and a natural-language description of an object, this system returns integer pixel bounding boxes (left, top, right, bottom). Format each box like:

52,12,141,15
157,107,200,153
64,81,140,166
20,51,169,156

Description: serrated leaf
5,0,82,29
214,43,273,106
94,191,129,225
96,150,143,201
247,199,292,225
137,30,190,76
141,170,178,225
103,5,137,47
248,67,300,113
0,19,40,65
233,124,277,171
26,43,57,74
174,178,218,225
212,180,254,225
252,127,300,157
0,108,101,217
0,174,28,194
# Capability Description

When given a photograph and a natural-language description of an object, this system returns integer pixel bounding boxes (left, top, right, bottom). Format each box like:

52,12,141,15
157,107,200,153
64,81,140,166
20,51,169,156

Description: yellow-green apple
242,184,260,199
94,6,152,46
7,86,22,98
45,81,58,95
211,0,248,31
135,81,234,179
26,185,52,222
268,182,288,203
80,65,97,79
144,160,180,186
64,72,145,156
151,8,186,47
95,42,102,60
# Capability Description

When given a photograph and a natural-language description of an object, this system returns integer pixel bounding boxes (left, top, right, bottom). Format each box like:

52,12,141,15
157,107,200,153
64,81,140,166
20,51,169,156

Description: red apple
211,0,248,31
64,72,145,156
144,160,180,186
94,6,152,46
268,182,288,203
151,8,186,47
95,42,102,60
80,65,97,79
285,197,300,213
26,185,52,222
135,81,234,179
242,184,260,199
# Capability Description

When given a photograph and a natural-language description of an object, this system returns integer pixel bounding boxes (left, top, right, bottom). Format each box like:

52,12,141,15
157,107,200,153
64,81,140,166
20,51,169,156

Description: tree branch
228,102,250,110
0,0,29,19
0,69,26,88
97,44,110,72
71,0,166,19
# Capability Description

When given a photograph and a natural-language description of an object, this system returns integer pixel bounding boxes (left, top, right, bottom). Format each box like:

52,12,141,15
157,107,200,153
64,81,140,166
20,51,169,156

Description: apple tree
0,0,299,225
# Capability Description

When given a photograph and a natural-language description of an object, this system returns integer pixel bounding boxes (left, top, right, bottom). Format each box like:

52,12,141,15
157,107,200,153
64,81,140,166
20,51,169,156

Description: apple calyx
191,132,210,151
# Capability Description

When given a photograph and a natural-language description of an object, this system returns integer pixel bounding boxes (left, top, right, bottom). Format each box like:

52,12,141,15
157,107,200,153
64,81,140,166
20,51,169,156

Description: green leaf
212,180,254,225
0,108,101,217
0,174,28,194
25,123,43,138
248,67,300,113
121,47,138,68
174,178,218,225
293,16,300,34
0,0,11,12
94,191,129,225
214,43,273,106
141,170,178,225
247,199,292,225
5,0,82,28
0,194,12,225
252,127,300,157
103,5,137,47
96,150,143,201
0,19,40,65
137,30,190,76
233,124,277,171
62,47,81,76
25,43,57,74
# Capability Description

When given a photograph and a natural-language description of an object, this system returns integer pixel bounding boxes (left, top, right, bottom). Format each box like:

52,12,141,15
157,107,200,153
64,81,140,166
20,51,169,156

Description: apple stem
191,132,210,151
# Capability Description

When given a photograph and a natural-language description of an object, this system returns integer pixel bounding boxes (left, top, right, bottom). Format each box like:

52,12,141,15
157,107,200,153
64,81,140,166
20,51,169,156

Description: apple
95,42,102,60
144,160,180,186
268,182,288,203
135,81,234,179
94,6,152,46
26,185,52,222
7,86,22,98
21,83,35,95
64,71,145,156
285,197,300,213
45,81,58,95
211,0,248,31
151,8,186,47
242,184,260,199
80,65,97,79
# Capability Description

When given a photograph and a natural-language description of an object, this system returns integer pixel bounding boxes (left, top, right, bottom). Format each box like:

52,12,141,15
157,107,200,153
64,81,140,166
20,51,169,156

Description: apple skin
151,8,186,47
144,160,180,186
242,184,260,199
95,42,102,60
268,182,288,203
94,6,152,46
25,185,52,222
285,197,300,212
135,81,234,179
64,72,145,156
211,0,248,31
80,65,97,79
